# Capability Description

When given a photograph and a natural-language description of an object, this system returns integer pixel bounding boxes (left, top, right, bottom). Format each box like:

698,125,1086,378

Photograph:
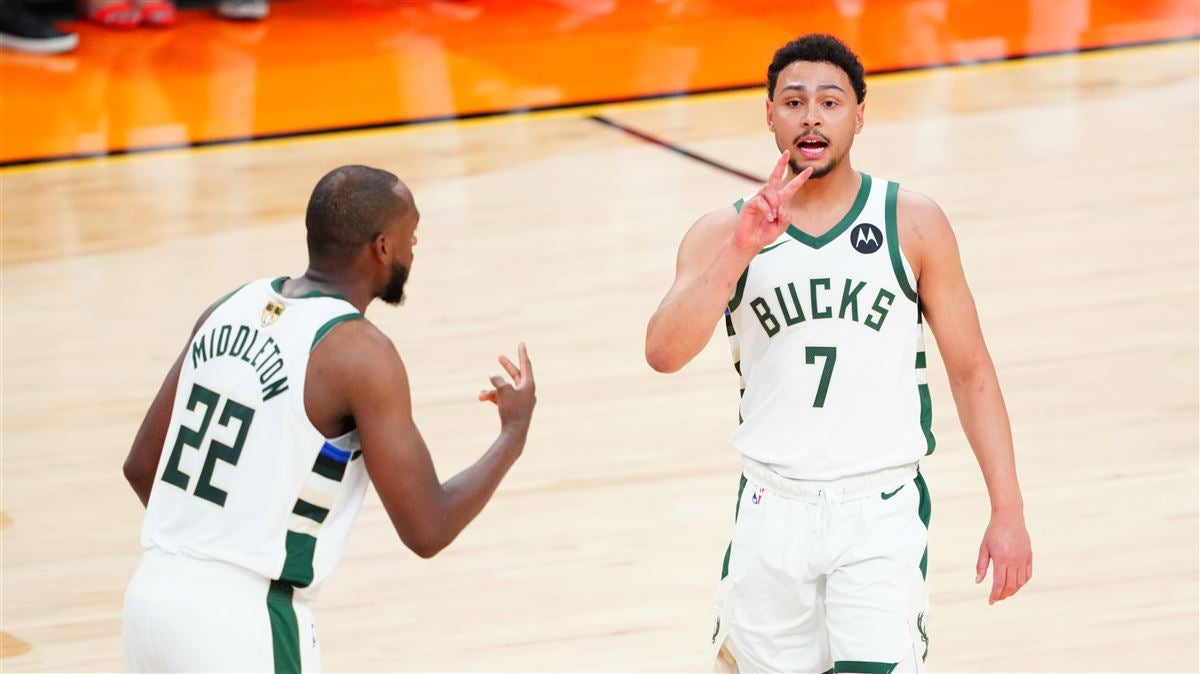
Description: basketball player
121,165,536,672
645,35,1032,673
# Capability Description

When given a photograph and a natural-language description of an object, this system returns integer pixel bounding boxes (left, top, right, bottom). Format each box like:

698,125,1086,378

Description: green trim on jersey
271,276,351,302
280,531,317,587
915,471,931,580
833,661,898,674
785,172,871,250
918,383,935,455
719,474,749,580
311,313,363,352
292,498,330,524
916,344,935,455
884,181,918,303
729,269,749,312
266,580,301,673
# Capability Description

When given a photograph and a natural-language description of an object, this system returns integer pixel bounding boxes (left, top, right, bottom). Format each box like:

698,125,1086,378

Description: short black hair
305,165,406,261
767,34,866,103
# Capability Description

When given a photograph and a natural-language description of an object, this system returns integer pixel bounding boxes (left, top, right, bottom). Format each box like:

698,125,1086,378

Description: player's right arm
316,322,535,559
645,152,812,373
124,303,221,506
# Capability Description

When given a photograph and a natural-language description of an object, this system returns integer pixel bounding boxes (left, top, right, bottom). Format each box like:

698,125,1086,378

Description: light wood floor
2,42,1197,672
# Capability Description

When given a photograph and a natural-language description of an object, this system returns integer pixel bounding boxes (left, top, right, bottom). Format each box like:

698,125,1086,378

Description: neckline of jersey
784,172,872,250
270,276,351,302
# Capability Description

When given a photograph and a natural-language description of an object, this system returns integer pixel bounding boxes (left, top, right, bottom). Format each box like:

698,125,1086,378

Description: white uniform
123,278,370,673
713,174,934,673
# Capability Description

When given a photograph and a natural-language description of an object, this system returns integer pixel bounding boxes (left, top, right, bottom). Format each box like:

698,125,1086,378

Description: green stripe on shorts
267,580,301,673
719,474,749,580
833,661,897,674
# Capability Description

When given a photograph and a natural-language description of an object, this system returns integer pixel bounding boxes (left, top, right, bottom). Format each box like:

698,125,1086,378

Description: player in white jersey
646,35,1032,673
122,165,536,672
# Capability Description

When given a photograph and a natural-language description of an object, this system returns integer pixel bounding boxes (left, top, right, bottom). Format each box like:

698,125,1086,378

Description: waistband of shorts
141,547,273,592
742,458,919,503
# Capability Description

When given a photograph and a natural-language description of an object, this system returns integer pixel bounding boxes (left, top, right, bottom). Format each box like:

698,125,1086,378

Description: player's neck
291,268,374,314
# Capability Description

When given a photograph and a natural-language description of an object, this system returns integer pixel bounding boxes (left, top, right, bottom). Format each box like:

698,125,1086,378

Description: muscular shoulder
895,187,955,279
690,204,739,240
676,204,739,268
313,317,401,373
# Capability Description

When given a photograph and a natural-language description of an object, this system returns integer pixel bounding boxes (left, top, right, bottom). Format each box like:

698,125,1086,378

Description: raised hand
478,342,537,433
732,151,814,253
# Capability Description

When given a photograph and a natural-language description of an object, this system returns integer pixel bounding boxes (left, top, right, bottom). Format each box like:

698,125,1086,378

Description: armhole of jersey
884,181,919,303
310,312,363,352
728,198,748,312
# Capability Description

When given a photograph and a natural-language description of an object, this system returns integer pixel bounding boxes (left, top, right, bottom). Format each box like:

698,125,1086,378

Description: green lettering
774,283,807,326
838,279,867,321
865,289,896,331
261,376,290,402
810,278,832,319
259,358,284,384
240,329,259,364
216,325,232,356
190,334,208,369
750,298,780,337
250,337,273,368
229,326,250,358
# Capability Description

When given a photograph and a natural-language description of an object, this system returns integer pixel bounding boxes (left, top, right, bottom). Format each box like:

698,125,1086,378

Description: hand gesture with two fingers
733,150,814,253
478,342,536,432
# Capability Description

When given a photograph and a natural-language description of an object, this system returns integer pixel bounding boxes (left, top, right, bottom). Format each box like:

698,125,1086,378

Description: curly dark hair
766,34,866,103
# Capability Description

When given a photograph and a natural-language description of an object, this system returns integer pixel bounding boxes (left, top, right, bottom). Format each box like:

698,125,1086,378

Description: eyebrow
780,84,846,94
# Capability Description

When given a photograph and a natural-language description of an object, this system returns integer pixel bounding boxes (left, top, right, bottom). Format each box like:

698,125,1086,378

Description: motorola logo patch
850,223,882,254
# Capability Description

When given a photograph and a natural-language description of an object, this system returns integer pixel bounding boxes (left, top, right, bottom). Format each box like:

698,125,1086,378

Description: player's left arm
900,189,1033,605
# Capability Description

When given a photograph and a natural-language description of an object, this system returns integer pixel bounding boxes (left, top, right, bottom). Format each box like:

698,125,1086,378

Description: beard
380,261,409,306
790,153,839,179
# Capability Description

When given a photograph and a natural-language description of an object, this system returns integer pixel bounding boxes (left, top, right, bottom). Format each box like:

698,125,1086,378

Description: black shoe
0,0,79,54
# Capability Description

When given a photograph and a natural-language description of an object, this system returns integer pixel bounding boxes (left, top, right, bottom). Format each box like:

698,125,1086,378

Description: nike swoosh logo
881,485,905,500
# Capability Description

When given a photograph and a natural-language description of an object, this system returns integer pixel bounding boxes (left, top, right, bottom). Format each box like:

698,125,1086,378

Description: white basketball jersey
725,173,935,480
142,277,370,599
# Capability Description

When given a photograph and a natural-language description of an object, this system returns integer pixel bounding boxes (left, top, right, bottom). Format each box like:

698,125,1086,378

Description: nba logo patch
751,487,765,505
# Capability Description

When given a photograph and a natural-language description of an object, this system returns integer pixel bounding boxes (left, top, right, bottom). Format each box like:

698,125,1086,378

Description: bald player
122,165,536,672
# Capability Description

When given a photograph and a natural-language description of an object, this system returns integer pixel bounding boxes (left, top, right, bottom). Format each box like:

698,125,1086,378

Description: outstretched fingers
767,149,790,191
517,342,534,388
499,355,520,382
780,165,814,201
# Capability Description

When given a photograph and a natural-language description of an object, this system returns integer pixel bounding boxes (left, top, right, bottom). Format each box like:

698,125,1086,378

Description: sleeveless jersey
141,277,370,599
725,173,935,480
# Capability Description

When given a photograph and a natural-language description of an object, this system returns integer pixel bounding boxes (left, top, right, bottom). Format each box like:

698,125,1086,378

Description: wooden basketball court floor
2,17,1198,674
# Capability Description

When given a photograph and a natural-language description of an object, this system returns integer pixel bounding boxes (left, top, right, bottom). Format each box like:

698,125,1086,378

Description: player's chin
805,157,838,179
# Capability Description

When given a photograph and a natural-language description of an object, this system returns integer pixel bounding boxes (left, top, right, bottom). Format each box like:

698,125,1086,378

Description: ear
372,232,390,263
855,101,866,134
765,97,774,132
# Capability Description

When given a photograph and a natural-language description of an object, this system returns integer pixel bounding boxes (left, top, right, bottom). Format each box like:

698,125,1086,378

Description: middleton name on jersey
189,322,290,402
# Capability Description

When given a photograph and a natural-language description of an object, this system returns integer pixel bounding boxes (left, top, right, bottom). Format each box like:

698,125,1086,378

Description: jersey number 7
804,346,838,408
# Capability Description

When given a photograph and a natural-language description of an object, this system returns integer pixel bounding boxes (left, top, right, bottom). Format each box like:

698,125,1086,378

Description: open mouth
796,136,828,160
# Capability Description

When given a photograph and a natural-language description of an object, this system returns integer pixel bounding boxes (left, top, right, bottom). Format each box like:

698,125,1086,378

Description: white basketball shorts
123,548,321,672
712,459,931,674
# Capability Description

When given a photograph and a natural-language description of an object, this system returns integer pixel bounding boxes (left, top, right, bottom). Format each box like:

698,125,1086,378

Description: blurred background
2,1,1198,671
